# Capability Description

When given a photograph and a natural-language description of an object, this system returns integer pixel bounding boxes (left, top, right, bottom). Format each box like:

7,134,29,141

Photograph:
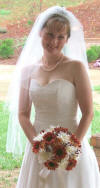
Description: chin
47,47,60,55
49,50,59,56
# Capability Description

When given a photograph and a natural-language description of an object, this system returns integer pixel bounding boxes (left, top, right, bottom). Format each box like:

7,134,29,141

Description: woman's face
40,20,68,55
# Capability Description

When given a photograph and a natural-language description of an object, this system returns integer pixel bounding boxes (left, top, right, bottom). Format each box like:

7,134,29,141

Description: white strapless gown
16,79,100,188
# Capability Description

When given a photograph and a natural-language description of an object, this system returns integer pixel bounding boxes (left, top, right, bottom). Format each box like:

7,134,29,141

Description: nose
51,37,58,46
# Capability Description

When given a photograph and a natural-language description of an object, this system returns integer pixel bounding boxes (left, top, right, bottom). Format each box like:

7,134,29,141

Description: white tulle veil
5,6,91,156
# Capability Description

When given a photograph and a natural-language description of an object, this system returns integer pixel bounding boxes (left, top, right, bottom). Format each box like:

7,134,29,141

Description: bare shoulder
71,60,88,77
71,60,90,88
62,57,84,68
65,59,86,68
62,57,86,74
62,57,89,86
72,60,86,70
65,59,87,75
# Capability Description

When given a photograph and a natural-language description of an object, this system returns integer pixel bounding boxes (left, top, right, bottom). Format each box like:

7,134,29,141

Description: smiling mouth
48,45,57,49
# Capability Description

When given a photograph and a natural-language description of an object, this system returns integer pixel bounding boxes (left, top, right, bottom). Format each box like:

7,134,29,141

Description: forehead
45,20,67,34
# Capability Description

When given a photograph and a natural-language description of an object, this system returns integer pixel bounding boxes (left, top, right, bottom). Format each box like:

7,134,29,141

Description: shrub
0,38,15,58
87,45,100,63
27,20,33,25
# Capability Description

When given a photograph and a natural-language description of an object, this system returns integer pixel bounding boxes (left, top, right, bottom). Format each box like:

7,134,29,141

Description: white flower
33,132,45,141
67,146,77,154
49,125,55,130
57,132,70,143
46,125,55,133
38,152,52,163
59,157,69,169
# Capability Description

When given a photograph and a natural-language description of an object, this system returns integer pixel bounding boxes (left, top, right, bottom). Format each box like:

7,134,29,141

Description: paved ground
0,65,15,101
85,38,100,48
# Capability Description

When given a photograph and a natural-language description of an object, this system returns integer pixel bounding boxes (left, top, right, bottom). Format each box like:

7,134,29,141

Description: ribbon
39,166,50,179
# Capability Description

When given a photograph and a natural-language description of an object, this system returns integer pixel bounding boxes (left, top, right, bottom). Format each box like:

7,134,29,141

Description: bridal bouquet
32,126,81,171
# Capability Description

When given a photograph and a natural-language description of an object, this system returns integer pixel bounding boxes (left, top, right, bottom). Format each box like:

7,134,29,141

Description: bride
6,6,100,188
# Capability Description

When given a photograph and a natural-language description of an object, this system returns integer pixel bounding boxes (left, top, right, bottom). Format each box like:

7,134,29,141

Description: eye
58,35,64,39
47,33,54,37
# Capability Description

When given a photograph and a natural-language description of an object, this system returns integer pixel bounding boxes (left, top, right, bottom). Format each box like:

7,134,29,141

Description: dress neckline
31,78,75,89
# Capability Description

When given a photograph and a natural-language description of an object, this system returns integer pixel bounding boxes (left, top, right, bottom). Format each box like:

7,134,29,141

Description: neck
42,51,63,66
40,52,63,72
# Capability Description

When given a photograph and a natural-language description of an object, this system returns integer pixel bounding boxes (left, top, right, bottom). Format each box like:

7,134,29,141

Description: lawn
93,85,100,94
0,101,23,170
92,103,100,133
0,0,93,23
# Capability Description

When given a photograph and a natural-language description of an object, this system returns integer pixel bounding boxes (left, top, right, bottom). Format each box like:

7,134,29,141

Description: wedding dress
16,78,100,188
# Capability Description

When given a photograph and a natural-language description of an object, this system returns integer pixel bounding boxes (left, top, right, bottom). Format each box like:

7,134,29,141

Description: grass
0,0,93,23
93,85,100,94
15,36,27,49
0,9,11,15
43,0,87,7
0,0,34,22
92,103,100,134
92,108,100,134
0,101,23,170
0,100,100,170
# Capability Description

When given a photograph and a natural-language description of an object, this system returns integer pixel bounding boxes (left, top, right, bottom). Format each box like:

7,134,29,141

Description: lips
47,45,57,49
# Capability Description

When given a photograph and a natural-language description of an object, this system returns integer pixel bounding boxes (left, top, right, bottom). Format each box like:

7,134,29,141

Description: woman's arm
18,86,37,145
73,62,94,142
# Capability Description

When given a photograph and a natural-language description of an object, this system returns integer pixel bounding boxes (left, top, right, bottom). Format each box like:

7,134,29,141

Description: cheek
59,39,67,47
42,35,50,44
41,37,49,48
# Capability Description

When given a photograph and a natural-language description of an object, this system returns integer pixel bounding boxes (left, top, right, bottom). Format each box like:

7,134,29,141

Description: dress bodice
29,79,78,133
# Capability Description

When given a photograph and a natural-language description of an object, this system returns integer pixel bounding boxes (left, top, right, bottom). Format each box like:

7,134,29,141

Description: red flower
32,141,41,153
66,159,77,170
40,140,46,150
44,160,58,170
54,127,68,134
40,130,45,133
55,137,62,144
70,134,81,147
43,132,56,144
53,145,67,160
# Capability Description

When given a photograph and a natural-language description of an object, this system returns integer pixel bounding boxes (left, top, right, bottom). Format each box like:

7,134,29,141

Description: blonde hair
42,14,70,38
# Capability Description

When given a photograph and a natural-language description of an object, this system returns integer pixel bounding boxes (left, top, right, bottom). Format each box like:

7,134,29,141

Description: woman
7,6,100,188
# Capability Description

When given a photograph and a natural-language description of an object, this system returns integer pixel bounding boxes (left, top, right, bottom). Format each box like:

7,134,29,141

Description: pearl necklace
41,56,62,72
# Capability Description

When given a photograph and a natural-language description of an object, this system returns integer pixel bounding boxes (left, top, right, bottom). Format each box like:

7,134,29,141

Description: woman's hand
18,112,37,145
31,127,37,145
